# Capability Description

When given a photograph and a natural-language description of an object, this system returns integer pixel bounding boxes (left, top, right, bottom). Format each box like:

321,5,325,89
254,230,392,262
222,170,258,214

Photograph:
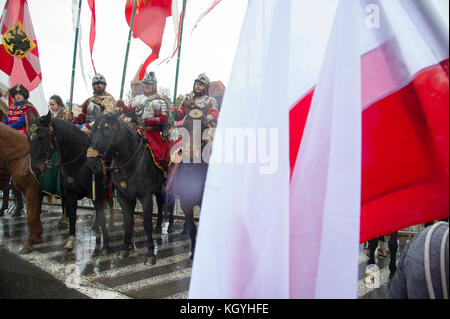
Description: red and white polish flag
0,0,45,114
189,0,448,298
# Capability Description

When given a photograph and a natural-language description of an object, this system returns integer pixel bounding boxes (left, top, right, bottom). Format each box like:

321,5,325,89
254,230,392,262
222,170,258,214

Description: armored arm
174,94,192,121
144,97,169,127
207,97,219,122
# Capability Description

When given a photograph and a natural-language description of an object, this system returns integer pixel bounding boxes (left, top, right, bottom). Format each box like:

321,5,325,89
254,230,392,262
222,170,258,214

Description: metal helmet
195,73,210,89
92,73,107,86
143,72,157,86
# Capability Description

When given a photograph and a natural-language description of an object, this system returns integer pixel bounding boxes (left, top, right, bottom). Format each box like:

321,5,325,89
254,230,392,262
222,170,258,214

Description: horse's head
87,112,123,174
28,111,56,176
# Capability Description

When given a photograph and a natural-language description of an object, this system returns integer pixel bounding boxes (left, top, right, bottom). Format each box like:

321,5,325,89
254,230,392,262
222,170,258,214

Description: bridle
30,121,88,173
87,117,146,172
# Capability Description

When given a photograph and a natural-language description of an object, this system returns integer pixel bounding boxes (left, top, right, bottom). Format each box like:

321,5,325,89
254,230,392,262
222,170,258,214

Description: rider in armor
74,74,116,132
172,73,219,123
118,71,171,171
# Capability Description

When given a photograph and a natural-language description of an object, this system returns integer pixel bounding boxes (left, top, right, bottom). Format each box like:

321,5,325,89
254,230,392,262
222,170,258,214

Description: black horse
165,107,215,259
28,113,110,252
86,112,164,265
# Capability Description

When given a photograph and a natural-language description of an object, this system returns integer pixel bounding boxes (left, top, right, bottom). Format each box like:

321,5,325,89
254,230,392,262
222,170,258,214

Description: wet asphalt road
0,197,193,299
0,247,88,299
0,197,412,299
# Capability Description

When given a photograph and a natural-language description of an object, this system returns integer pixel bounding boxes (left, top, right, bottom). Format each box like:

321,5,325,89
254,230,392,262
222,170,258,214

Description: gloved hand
116,100,125,109
145,117,160,127
131,114,144,126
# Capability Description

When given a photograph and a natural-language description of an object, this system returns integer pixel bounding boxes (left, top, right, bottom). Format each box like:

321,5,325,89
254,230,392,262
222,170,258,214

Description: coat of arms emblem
2,22,36,59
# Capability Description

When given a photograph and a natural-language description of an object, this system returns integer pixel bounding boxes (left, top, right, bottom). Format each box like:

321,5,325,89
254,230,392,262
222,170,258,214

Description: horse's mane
103,113,140,140
51,118,89,148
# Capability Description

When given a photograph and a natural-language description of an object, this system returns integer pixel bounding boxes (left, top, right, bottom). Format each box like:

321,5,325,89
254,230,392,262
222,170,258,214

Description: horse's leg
117,192,136,258
107,195,115,231
19,182,43,254
388,232,398,279
154,189,163,234
57,197,68,230
0,187,9,216
93,198,110,253
367,238,378,265
63,193,78,250
141,194,156,265
166,192,175,234
179,201,196,260
11,188,24,217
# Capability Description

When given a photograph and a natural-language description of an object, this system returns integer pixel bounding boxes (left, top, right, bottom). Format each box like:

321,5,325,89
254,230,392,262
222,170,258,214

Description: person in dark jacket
387,221,449,299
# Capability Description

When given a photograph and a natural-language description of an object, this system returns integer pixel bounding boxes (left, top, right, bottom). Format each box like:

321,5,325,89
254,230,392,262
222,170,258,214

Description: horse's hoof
119,250,129,259
19,247,33,255
144,255,156,265
11,209,24,217
64,236,76,249
57,221,68,231
153,226,162,234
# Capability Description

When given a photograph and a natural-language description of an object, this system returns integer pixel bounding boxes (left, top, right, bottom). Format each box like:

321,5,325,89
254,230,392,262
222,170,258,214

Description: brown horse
0,123,43,254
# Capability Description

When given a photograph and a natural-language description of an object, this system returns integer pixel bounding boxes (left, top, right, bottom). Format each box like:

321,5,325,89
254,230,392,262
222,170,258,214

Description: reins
31,122,88,170
89,118,147,183
7,151,30,164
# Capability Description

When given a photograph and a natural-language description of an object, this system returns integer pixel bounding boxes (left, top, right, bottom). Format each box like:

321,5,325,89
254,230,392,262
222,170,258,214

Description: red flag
0,0,41,88
0,0,46,114
87,0,97,74
288,2,449,245
125,0,172,80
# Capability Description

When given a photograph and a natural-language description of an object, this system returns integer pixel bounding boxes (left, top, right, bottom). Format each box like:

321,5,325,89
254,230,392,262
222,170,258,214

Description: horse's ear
42,110,52,126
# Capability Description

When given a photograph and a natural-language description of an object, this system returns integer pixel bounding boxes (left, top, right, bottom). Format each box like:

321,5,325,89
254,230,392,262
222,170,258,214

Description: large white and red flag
189,0,449,299
0,0,45,114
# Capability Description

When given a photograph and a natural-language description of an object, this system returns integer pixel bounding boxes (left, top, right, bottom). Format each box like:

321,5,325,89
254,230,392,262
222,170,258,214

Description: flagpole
119,0,139,101
68,0,82,114
172,0,187,121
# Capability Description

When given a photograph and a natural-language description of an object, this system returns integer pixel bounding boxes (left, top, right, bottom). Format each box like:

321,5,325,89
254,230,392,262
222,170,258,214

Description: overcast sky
2,0,448,107
1,0,248,104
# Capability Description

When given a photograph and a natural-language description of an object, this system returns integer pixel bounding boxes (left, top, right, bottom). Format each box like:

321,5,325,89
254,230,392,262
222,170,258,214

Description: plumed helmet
143,71,157,86
10,82,29,100
92,73,107,86
195,73,210,88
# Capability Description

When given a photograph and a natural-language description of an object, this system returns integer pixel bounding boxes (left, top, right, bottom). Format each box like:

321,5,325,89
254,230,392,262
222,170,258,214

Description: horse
0,123,42,254
28,112,110,252
165,107,216,259
0,185,24,217
86,112,164,265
